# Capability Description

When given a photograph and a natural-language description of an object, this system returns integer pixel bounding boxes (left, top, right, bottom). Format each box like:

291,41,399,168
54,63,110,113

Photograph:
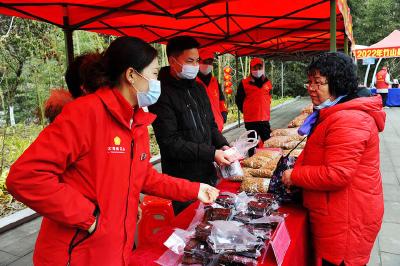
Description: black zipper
66,206,99,266
187,103,198,130
186,89,205,135
123,139,134,255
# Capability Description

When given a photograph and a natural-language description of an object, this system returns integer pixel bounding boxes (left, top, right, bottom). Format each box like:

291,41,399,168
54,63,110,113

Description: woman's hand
282,169,293,187
198,183,220,203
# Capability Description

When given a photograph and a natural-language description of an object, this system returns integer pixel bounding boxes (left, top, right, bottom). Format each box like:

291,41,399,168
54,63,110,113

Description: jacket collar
95,87,156,130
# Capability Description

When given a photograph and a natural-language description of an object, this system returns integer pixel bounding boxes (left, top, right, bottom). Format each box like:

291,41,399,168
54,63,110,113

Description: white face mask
172,57,199,80
133,71,161,108
251,69,264,79
199,64,213,75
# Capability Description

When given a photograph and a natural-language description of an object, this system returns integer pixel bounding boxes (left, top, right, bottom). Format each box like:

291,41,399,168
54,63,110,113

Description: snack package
270,127,300,137
247,168,273,178
301,103,314,115
208,220,263,253
217,160,244,180
283,149,303,157
240,177,270,193
281,140,306,150
263,135,303,148
288,113,309,128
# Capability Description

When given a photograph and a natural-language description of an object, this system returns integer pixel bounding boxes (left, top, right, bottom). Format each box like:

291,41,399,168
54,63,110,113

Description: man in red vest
197,50,227,132
236,58,272,154
375,66,393,108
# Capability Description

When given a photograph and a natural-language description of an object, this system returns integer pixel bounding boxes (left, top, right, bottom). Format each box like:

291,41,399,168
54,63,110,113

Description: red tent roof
0,0,354,59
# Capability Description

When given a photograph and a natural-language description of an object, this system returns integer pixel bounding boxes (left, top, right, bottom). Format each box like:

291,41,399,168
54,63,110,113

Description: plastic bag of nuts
240,177,270,193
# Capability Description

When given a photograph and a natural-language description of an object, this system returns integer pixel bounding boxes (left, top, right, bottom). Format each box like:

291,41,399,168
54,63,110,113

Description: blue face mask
314,95,346,110
134,71,161,108
298,95,347,136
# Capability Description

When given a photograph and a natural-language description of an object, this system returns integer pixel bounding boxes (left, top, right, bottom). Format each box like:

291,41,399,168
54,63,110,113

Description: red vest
375,69,389,89
242,77,272,122
197,76,225,132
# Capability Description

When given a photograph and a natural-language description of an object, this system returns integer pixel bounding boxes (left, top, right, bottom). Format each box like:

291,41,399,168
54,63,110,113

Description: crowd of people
6,35,386,266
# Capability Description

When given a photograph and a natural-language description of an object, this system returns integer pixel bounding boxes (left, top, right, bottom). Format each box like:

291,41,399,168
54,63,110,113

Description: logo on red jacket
107,136,126,154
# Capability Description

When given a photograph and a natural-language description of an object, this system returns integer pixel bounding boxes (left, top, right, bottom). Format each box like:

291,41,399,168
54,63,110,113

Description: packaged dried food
254,149,282,160
270,127,300,137
218,254,258,265
203,207,231,222
254,193,275,202
215,195,235,209
301,103,314,115
217,160,244,179
248,168,273,178
263,135,303,148
288,113,309,128
248,201,270,218
283,148,303,157
241,156,265,169
194,222,213,242
281,140,306,150
240,177,270,193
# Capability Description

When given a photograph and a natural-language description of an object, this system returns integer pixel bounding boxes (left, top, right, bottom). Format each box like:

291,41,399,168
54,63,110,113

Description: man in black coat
149,36,231,214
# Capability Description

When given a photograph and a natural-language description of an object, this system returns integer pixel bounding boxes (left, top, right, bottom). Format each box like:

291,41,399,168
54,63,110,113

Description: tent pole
235,53,240,127
63,6,74,66
344,34,349,55
330,0,337,52
281,61,284,98
64,29,74,67
364,64,371,87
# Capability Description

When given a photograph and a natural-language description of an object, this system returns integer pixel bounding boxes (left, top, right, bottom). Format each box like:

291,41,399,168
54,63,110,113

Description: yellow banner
355,47,400,59
337,0,355,48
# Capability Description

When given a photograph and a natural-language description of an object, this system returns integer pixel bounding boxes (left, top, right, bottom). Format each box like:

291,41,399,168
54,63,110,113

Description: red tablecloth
130,180,310,266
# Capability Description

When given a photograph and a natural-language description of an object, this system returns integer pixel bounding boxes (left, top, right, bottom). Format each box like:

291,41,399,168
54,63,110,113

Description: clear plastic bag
208,220,263,253
216,160,244,180
230,130,259,159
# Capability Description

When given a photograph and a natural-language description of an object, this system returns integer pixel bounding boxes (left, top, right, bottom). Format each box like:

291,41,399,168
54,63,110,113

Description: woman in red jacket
6,36,219,266
282,52,385,266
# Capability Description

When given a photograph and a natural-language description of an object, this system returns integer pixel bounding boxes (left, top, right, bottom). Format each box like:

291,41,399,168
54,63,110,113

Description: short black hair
307,52,358,97
166,35,200,58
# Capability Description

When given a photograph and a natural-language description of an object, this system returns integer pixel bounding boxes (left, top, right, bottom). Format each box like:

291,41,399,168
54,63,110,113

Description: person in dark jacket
235,57,273,155
149,36,231,214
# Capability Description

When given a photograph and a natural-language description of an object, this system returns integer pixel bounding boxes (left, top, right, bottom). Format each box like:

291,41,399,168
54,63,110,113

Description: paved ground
1,98,399,265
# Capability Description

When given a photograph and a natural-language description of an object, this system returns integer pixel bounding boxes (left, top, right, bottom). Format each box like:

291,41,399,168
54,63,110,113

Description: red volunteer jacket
291,95,385,265
241,77,272,123
6,88,199,266
375,69,389,89
196,76,226,132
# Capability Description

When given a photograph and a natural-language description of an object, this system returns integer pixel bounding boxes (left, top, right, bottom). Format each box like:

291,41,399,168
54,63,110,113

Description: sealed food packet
283,149,303,157
263,135,303,148
270,127,300,137
287,113,309,128
240,177,270,193
281,140,306,150
301,103,314,115
248,168,273,178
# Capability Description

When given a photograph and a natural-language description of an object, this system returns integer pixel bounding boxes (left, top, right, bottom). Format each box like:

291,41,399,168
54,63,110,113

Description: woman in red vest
375,66,393,108
197,49,227,132
6,36,219,266
282,52,385,266
235,58,272,154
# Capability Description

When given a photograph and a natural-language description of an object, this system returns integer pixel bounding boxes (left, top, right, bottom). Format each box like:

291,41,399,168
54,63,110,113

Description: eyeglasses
304,82,328,90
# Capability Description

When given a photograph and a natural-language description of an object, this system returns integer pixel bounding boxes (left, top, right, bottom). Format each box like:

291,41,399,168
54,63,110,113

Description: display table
370,88,400,106
130,180,310,266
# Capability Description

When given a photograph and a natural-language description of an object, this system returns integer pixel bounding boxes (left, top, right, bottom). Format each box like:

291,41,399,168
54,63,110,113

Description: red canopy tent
0,0,354,62
354,30,400,59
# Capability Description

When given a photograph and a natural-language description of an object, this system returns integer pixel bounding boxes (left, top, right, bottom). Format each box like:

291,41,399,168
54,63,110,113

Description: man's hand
214,149,232,166
198,183,220,203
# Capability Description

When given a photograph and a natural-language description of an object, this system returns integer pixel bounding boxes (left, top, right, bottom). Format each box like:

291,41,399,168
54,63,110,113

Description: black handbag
267,137,306,203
